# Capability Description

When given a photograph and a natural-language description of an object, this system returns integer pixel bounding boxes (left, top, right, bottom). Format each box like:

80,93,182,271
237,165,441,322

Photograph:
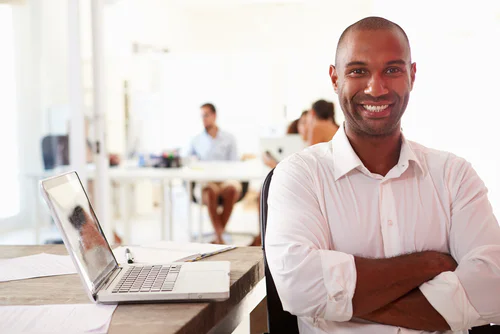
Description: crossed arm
266,156,500,332
350,252,457,331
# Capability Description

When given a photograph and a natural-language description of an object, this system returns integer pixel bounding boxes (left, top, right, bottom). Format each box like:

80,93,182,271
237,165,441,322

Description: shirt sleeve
265,155,357,322
228,135,238,161
419,159,500,331
183,137,196,158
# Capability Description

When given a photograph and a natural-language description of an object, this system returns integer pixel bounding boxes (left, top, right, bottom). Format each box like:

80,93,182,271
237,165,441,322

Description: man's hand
352,251,457,317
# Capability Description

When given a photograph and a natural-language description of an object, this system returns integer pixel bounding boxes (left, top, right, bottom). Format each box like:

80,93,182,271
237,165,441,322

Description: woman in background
307,99,339,145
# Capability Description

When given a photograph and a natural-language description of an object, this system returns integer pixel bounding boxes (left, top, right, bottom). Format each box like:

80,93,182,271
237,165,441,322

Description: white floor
0,183,262,334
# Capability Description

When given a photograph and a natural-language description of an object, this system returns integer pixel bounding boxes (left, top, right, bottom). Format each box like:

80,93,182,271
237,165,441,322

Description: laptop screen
41,172,117,295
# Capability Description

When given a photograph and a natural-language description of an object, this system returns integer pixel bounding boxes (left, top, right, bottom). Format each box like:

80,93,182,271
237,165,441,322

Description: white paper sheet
112,246,192,265
147,240,235,255
113,241,235,265
0,253,77,282
0,304,117,333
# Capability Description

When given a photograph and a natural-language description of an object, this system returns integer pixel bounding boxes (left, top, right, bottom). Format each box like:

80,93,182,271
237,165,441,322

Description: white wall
9,0,76,229
372,0,500,217
9,1,46,229
109,0,372,155
0,5,20,221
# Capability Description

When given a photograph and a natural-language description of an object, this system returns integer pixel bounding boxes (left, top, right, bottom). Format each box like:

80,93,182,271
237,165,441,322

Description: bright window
0,5,20,219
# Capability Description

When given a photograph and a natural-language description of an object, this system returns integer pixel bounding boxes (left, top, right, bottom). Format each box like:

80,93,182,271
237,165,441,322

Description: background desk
26,161,269,244
0,245,266,334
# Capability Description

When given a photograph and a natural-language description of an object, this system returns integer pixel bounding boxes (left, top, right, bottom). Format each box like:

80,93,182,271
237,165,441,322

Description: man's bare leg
219,184,241,231
202,184,223,244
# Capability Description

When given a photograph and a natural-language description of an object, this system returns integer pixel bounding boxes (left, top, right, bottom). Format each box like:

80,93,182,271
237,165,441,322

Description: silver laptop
260,134,305,162
40,171,230,304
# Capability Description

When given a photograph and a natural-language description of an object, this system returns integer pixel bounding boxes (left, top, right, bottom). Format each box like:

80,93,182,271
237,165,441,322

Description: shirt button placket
384,181,401,256
380,181,391,256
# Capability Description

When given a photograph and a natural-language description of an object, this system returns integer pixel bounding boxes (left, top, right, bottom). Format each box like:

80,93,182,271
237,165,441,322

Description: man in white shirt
265,17,500,333
188,103,241,244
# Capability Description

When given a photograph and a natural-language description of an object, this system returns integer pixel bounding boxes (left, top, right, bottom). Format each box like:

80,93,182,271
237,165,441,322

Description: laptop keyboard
112,264,182,293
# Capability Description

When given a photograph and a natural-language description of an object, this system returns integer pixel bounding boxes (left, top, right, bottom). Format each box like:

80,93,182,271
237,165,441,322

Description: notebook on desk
40,171,230,304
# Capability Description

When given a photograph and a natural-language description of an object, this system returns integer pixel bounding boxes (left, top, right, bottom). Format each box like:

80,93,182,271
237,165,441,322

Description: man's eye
386,67,402,74
349,69,366,75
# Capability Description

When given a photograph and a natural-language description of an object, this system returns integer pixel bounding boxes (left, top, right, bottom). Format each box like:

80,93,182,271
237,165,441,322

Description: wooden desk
0,245,266,334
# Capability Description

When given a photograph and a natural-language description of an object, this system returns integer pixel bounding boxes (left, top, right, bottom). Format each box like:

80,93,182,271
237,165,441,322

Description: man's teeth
363,105,389,112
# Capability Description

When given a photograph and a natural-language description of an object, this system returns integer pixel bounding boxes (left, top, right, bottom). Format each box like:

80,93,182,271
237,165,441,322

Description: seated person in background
188,103,241,244
307,99,340,145
286,118,300,134
297,110,309,143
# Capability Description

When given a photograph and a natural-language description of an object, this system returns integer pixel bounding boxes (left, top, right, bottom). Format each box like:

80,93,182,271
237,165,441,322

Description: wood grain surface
0,245,264,334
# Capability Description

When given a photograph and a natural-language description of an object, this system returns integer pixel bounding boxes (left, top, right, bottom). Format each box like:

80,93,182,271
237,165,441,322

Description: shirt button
388,220,393,226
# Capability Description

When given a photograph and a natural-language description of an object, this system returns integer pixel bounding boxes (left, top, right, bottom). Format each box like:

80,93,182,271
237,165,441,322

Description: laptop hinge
96,267,122,295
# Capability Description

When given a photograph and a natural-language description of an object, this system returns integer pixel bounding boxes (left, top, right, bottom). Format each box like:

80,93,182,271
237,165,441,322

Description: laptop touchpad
174,270,229,293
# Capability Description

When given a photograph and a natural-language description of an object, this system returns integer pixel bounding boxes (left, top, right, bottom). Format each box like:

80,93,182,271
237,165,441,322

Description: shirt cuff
419,271,481,331
319,250,356,322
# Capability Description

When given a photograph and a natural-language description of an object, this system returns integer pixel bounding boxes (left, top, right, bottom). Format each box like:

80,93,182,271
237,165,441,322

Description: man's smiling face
330,28,416,137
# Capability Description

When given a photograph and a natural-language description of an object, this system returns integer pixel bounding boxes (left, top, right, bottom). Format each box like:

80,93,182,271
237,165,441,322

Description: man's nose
364,73,389,97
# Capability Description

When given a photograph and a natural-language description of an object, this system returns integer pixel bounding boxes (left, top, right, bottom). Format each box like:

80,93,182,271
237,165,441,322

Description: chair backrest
260,169,299,334
469,324,500,333
41,135,69,170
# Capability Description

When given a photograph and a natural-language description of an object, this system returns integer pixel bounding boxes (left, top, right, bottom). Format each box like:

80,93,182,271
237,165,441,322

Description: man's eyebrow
386,59,407,66
345,61,367,67
345,59,408,68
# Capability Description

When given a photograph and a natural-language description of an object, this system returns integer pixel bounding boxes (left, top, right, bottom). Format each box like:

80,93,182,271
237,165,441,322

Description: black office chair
470,325,500,333
260,169,300,334
259,169,498,334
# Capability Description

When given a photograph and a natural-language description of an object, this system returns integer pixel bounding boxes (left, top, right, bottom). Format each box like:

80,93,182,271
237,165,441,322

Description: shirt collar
331,124,427,181
203,127,220,140
398,134,427,177
331,125,364,181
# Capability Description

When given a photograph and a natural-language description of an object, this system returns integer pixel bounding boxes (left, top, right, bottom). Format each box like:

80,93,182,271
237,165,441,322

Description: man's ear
329,65,339,93
410,62,417,90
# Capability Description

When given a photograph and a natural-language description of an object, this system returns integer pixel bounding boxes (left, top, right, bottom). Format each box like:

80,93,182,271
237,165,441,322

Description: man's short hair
201,103,216,114
312,100,335,122
335,16,411,66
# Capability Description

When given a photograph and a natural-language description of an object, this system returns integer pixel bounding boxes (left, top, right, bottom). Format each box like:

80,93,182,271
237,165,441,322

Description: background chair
190,181,250,242
260,169,299,333
259,169,498,334
41,135,69,170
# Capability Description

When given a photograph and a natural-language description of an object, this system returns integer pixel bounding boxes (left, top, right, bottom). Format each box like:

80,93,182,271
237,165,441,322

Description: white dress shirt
188,129,238,161
265,125,500,334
